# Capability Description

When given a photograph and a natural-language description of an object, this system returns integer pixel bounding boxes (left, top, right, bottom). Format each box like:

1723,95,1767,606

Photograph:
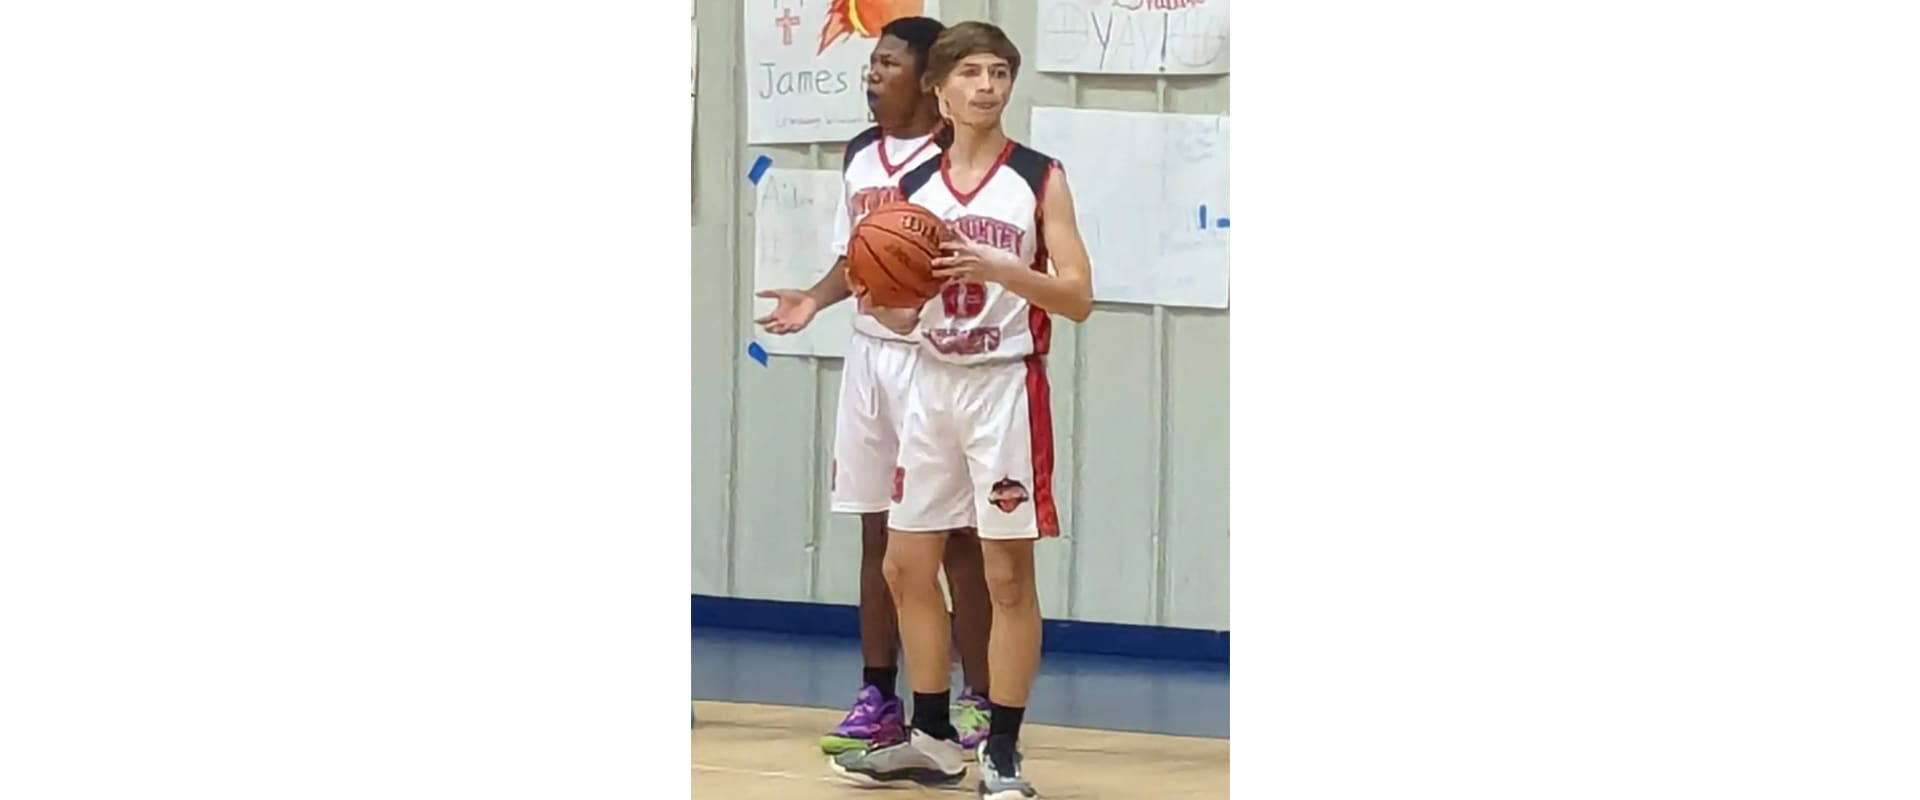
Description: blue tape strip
691,594,1229,664
747,155,772,185
746,341,768,366
1215,217,1230,229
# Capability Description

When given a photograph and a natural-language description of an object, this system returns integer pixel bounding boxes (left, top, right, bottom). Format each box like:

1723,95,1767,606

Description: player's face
866,35,923,128
939,53,1013,127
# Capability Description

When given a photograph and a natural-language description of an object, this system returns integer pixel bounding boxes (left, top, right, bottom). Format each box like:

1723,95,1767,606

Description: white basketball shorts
890,354,1060,540
829,333,921,514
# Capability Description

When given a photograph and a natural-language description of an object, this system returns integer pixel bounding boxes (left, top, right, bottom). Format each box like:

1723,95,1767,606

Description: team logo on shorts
989,478,1030,513
891,467,905,502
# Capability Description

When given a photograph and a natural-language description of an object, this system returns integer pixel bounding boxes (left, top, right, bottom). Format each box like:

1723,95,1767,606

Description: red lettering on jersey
940,282,987,320
927,327,1002,355
848,186,904,226
949,215,1024,253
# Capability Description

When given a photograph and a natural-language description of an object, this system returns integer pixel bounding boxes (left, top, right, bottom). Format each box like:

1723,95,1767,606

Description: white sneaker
828,729,967,787
977,740,1039,799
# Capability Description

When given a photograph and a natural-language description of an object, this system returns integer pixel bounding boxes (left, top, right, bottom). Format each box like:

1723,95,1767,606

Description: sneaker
819,685,906,755
977,740,1038,799
953,690,992,753
829,729,967,787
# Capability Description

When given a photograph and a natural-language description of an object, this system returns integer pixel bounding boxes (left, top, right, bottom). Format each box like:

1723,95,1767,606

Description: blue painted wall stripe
691,594,1229,664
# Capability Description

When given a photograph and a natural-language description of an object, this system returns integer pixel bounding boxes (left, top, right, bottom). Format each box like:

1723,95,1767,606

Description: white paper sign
1036,0,1230,75
1031,107,1229,309
744,0,944,144
751,168,857,358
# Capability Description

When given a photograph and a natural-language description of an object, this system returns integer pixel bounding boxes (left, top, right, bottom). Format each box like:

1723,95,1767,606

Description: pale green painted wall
692,0,1229,630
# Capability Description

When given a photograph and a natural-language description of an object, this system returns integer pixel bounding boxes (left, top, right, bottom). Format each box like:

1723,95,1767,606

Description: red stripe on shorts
1024,354,1060,537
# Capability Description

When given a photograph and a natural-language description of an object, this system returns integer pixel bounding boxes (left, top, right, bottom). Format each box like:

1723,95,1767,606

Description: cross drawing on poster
745,0,945,144
1036,0,1229,75
752,168,859,358
1031,107,1229,309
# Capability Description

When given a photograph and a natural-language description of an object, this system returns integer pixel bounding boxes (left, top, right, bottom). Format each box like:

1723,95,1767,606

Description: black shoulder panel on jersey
899,157,941,199
841,126,883,172
1005,144,1055,199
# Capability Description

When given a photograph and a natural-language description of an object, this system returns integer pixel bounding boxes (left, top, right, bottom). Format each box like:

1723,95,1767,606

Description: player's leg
821,336,907,754
812,509,905,754
830,359,972,787
977,539,1041,781
856,511,899,682
887,528,954,726
965,358,1056,800
941,528,994,750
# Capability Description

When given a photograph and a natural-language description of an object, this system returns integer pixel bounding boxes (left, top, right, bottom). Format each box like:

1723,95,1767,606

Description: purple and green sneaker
953,689,992,754
820,685,906,755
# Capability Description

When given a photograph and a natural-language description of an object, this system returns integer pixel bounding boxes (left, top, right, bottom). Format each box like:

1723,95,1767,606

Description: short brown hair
924,21,1021,87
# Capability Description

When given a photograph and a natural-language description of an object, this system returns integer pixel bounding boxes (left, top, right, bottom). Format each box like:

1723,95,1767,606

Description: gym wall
691,0,1230,631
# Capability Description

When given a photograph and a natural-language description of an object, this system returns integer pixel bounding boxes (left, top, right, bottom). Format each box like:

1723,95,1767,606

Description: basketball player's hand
932,231,1021,284
753,289,819,334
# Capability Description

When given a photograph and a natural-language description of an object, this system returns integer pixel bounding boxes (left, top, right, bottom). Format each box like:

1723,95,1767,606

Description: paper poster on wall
751,168,857,358
1030,107,1229,309
744,0,944,144
1036,0,1229,75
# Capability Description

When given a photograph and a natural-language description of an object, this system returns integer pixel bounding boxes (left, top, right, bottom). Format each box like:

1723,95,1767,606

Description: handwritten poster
1030,107,1229,308
751,168,858,357
1036,0,1230,75
745,0,945,144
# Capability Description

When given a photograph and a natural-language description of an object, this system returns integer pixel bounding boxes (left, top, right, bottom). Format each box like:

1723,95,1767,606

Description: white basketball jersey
831,126,942,342
898,141,1057,366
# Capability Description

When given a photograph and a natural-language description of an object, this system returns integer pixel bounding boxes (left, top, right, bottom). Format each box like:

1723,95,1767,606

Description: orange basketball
847,203,945,308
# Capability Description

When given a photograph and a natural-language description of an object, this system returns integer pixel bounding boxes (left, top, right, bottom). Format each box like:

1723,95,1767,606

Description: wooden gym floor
692,700,1230,799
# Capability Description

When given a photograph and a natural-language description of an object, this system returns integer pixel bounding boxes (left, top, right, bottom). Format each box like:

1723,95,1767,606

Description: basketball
847,203,945,308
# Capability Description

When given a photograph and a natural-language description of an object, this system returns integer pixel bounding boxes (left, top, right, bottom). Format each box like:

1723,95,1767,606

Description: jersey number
941,282,986,320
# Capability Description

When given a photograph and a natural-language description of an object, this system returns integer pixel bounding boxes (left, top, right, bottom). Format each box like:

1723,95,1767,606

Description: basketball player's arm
997,167,1094,322
794,254,918,335
802,257,854,308
754,196,858,333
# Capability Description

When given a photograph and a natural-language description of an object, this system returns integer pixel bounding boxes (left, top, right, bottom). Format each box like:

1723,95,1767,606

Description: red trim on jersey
1029,248,1052,356
1030,161,1055,356
1025,355,1060,538
876,127,941,177
940,140,1015,207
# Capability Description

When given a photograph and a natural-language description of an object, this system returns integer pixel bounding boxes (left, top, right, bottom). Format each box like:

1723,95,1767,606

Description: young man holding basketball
753,16,996,758
830,21,1094,800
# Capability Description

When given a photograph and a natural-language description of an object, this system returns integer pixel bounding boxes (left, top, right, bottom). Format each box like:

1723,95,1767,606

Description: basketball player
829,22,1093,800
753,16,996,757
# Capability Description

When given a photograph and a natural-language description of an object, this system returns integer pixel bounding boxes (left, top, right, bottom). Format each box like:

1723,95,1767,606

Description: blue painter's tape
746,341,768,366
691,594,1230,663
747,155,773,185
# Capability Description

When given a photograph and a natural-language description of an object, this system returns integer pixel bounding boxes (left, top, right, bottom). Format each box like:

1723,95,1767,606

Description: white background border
4,0,1919,798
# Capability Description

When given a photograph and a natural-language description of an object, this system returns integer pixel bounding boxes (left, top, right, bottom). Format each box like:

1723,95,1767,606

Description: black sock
987,705,1025,772
911,691,957,741
863,666,898,701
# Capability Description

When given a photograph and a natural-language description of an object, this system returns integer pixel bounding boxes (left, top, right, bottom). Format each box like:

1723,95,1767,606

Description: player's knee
982,558,1034,608
882,542,941,593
